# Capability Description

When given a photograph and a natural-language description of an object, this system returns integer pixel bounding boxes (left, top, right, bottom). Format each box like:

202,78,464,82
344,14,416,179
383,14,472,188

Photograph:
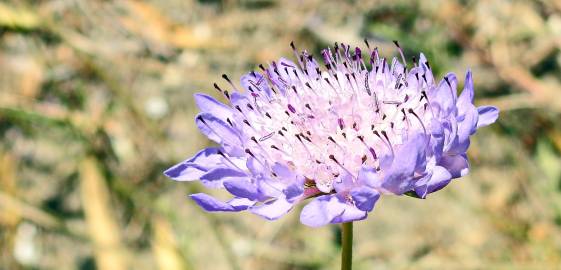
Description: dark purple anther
368,147,378,159
355,47,362,60
338,118,345,130
280,61,295,68
370,51,377,64
321,49,330,64
364,38,370,49
221,74,231,83
288,104,296,113
213,83,222,92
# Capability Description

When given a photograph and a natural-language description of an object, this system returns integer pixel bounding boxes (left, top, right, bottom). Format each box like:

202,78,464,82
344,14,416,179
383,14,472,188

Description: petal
193,93,233,120
269,163,304,200
257,176,286,198
476,106,499,128
429,75,456,116
331,206,368,224
441,117,459,153
429,118,445,159
456,70,474,115
419,53,435,85
426,165,453,194
333,172,355,193
164,162,206,181
378,132,428,194
250,198,293,220
246,156,267,175
272,162,296,179
357,165,381,187
200,167,247,189
414,165,453,198
350,186,380,212
241,72,273,98
230,92,250,108
444,72,458,101
283,175,305,202
229,92,256,121
406,67,423,90
195,113,243,156
228,197,257,211
458,103,478,137
267,58,298,95
283,182,304,202
195,113,238,143
304,56,321,79
223,177,262,200
449,103,478,155
300,195,346,227
439,154,470,178
164,147,224,181
190,193,251,212
390,57,405,77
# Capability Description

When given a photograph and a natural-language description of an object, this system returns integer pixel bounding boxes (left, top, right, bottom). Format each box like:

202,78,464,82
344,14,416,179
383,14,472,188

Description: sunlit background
1,0,561,269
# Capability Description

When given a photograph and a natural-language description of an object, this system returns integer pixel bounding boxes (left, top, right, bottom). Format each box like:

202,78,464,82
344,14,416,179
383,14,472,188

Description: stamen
408,109,428,137
222,74,239,91
288,104,296,113
380,130,394,156
329,154,356,179
217,150,244,171
270,145,289,155
364,38,371,50
213,83,222,93
338,118,345,130
259,132,275,141
392,40,407,66
198,115,236,146
364,75,372,96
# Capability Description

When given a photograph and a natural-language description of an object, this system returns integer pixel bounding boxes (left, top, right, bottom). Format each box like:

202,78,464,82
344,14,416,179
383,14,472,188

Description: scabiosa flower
164,41,499,227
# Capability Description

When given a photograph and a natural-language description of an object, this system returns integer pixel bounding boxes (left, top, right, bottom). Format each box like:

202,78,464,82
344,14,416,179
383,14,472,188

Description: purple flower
164,41,499,227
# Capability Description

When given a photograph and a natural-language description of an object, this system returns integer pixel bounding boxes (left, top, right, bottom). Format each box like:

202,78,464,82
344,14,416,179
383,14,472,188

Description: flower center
228,44,433,192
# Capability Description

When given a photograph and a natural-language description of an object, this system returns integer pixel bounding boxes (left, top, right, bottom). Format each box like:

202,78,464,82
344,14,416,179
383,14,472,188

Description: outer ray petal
190,193,254,212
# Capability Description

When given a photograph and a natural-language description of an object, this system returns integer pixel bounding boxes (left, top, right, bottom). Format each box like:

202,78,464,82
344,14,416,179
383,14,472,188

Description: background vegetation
1,0,561,269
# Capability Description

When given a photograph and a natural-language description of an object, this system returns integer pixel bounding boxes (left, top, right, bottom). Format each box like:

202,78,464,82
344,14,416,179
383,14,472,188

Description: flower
164,41,499,227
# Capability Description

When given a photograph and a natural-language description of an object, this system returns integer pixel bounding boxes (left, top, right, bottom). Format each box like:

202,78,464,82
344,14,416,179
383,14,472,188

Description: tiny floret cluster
165,41,499,227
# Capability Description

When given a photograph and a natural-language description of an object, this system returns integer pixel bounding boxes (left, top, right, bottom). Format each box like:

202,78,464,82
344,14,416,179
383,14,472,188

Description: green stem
341,222,353,270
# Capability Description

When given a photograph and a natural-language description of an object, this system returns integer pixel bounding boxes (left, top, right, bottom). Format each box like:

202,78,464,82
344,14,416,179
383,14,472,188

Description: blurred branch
495,65,561,111
41,22,161,138
434,1,561,113
206,215,242,270
79,157,128,270
477,94,538,111
0,191,87,240
121,0,232,50
0,151,19,268
0,3,40,30
252,241,326,267
1,2,163,155
0,192,58,229
0,151,19,227
152,216,191,270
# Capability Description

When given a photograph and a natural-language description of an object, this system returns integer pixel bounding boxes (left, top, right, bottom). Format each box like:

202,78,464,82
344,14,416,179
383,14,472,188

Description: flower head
164,41,499,227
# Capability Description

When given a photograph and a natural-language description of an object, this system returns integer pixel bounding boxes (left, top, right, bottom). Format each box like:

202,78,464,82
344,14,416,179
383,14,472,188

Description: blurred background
1,0,561,269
